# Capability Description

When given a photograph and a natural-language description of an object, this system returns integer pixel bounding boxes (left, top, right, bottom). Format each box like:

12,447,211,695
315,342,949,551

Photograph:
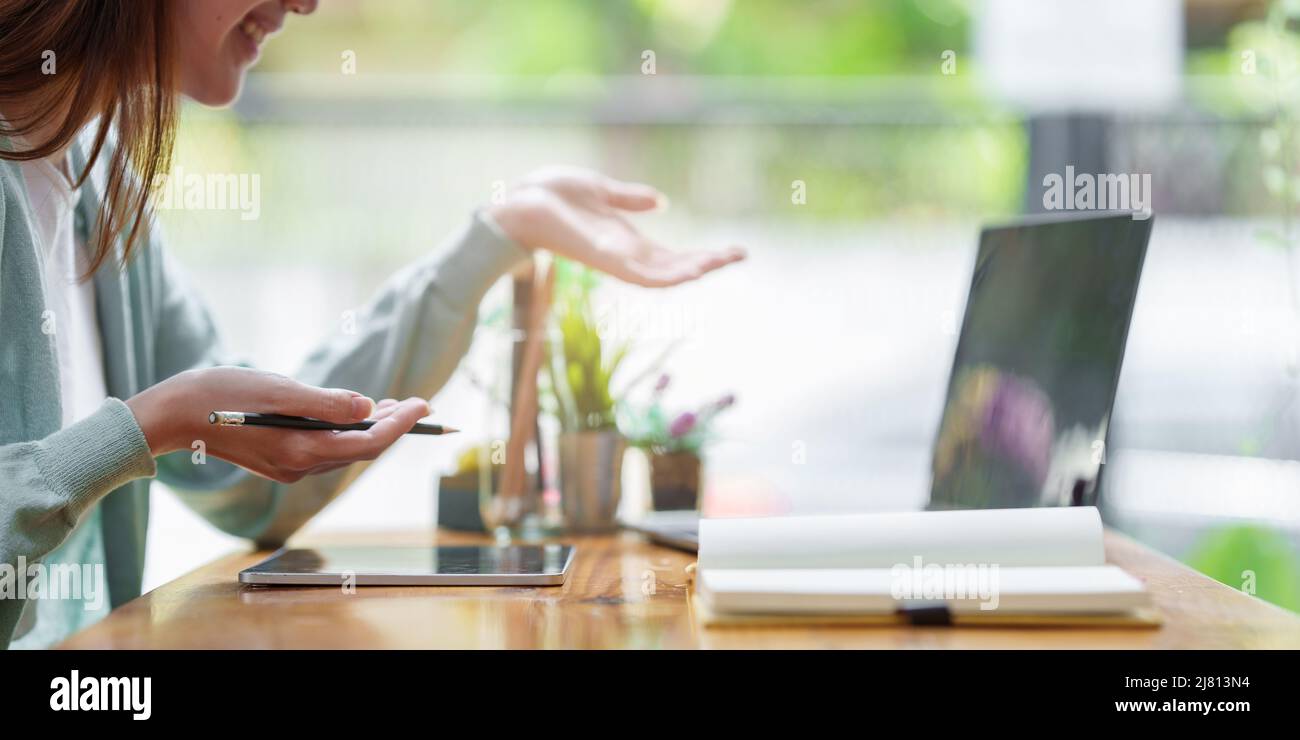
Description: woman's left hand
488,166,746,287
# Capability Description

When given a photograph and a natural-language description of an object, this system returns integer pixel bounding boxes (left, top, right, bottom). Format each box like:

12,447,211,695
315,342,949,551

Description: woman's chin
181,74,244,108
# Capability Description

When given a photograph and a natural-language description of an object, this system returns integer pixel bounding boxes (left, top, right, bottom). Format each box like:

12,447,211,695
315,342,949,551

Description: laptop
625,212,1152,551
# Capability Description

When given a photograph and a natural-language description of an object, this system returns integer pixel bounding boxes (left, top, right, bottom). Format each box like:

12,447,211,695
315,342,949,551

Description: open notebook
694,507,1159,627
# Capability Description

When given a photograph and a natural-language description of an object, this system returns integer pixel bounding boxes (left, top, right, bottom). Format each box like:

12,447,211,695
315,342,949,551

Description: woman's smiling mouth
233,11,284,64
238,18,267,46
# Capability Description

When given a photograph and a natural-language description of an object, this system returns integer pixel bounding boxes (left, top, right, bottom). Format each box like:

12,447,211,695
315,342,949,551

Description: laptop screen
929,213,1152,510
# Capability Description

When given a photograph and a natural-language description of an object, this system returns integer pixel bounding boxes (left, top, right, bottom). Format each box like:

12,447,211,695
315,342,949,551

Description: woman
0,0,743,648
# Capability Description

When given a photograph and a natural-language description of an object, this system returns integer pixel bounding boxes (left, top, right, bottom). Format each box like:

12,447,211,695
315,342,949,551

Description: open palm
492,166,746,288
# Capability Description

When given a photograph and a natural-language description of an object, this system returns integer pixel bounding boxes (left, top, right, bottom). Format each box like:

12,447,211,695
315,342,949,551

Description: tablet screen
240,544,575,585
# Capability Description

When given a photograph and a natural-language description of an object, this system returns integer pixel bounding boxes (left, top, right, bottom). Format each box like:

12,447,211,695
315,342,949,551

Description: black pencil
208,411,458,436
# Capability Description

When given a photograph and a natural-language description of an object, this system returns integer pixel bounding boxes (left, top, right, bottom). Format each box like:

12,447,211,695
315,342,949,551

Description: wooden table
59,529,1300,649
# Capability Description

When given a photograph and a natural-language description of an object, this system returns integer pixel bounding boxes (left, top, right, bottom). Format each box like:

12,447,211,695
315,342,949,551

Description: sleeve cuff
434,210,532,310
33,398,158,519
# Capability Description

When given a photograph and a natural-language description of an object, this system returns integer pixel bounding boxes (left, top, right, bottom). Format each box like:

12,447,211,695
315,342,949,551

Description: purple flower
669,412,697,438
978,375,1054,486
712,393,736,412
654,374,671,393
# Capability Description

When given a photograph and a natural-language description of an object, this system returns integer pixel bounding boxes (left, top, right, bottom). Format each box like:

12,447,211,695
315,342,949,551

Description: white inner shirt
20,154,108,427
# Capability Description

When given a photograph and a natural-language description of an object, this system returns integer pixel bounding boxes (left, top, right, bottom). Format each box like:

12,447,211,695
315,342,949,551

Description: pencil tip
443,427,460,434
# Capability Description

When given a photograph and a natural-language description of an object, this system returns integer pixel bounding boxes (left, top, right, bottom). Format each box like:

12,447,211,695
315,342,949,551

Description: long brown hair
0,0,176,275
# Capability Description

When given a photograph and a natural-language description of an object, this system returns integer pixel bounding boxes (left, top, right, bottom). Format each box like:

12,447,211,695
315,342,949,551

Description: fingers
369,398,400,419
224,396,428,484
307,397,430,462
254,395,431,481
362,397,430,445
621,244,748,287
602,179,664,212
684,245,747,271
263,375,375,423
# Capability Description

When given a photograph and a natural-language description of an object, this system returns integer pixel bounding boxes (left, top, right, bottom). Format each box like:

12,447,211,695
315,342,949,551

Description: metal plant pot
559,430,627,533
649,451,702,511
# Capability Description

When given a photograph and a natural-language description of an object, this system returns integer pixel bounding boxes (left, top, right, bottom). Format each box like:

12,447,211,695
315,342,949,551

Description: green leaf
1186,525,1300,612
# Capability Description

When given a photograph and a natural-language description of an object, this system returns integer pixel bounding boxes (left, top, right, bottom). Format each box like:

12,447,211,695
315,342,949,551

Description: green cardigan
0,134,528,648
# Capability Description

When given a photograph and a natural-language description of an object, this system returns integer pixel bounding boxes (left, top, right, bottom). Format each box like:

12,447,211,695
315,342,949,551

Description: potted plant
547,261,630,532
622,373,735,511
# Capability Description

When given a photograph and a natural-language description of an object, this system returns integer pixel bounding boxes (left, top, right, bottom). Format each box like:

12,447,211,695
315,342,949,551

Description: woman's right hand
125,366,430,483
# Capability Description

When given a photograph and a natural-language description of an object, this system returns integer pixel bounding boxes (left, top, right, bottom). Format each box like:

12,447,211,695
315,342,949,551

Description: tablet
238,544,575,586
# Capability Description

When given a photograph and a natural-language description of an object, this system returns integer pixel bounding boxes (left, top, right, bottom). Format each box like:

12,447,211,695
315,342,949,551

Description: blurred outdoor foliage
1187,524,1300,611
253,0,972,78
